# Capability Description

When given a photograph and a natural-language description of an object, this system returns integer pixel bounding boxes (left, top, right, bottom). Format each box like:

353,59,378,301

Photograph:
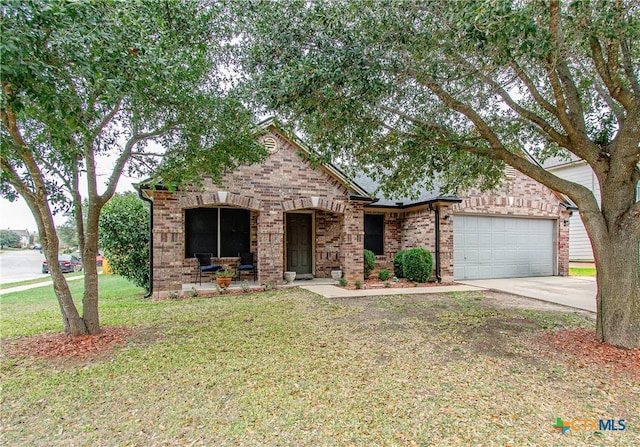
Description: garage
453,215,555,280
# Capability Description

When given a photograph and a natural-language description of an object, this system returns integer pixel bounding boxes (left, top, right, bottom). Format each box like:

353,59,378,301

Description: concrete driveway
457,276,597,312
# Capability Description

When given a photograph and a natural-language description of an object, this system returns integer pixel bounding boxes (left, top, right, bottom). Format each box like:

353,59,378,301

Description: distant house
6,228,31,248
544,157,598,262
139,120,573,293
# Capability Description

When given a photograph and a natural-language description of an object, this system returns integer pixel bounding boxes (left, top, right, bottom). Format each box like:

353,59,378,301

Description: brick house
139,120,573,293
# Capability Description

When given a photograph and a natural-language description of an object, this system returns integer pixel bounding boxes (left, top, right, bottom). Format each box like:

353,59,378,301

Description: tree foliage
1,0,265,335
240,0,640,347
99,192,149,290
0,229,21,248
57,217,78,250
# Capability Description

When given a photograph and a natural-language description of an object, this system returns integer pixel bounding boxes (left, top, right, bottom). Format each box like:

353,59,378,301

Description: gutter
365,197,462,210
137,187,154,298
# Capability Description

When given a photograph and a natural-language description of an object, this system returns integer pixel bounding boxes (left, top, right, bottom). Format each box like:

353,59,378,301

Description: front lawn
1,276,638,446
569,266,597,277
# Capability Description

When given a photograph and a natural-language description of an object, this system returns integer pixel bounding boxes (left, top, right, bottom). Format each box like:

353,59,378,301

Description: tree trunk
43,240,87,336
594,229,640,349
82,243,101,334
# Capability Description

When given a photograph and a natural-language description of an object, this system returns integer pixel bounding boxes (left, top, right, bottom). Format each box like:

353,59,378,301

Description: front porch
181,277,337,293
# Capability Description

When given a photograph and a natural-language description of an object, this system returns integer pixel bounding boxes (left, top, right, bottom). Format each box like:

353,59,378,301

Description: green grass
1,279,638,446
569,266,597,276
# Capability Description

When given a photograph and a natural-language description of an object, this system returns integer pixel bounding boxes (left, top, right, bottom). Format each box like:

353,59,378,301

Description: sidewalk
0,274,85,296
301,283,484,298
302,276,597,314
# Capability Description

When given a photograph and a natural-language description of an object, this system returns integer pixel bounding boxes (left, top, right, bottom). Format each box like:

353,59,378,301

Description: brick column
439,205,455,282
558,210,571,276
341,202,365,281
152,191,184,293
257,208,284,285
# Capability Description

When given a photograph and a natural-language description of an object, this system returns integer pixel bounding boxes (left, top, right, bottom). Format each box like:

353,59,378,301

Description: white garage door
454,216,555,280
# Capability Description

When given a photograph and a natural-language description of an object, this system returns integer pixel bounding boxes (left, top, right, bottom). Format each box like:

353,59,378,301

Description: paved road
0,249,48,284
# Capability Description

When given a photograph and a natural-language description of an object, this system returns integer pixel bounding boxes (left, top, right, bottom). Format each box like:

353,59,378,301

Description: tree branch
620,38,640,98
509,61,558,117
544,1,590,148
420,78,602,224
99,125,174,205
90,97,123,142
452,54,572,150
589,35,634,109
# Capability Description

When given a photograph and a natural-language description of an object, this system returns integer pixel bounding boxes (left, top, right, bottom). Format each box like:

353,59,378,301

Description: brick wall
374,171,569,280
146,129,365,292
315,210,343,277
452,171,569,276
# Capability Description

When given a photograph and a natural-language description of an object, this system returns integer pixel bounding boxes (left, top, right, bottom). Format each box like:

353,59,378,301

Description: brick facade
144,127,569,292
370,170,570,281
145,129,368,292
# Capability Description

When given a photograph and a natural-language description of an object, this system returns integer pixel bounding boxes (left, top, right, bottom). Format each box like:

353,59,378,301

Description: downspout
430,203,442,283
138,189,153,298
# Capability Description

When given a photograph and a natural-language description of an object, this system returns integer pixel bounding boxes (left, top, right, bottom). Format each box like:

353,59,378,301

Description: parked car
42,254,83,274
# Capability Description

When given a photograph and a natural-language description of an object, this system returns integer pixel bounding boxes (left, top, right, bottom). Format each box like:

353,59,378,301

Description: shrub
402,247,433,283
393,250,406,278
354,279,363,289
338,278,348,287
99,192,150,290
364,249,376,278
378,269,390,281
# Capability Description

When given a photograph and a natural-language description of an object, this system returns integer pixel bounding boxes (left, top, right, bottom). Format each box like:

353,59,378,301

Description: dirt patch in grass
4,326,136,359
536,328,640,379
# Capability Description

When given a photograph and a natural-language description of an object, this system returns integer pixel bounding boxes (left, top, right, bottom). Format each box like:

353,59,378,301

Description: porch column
257,209,284,286
152,191,184,293
438,204,455,282
558,210,571,276
341,202,365,282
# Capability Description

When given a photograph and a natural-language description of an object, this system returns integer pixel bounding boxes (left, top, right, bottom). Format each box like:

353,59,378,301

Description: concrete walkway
301,276,597,314
301,283,483,298
457,276,597,312
0,274,85,296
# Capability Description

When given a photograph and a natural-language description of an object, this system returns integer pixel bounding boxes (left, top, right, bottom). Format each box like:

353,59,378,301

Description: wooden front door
286,213,313,275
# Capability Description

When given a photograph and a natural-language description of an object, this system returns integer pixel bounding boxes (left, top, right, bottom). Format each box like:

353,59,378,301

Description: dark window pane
220,208,250,257
185,208,218,258
364,214,384,255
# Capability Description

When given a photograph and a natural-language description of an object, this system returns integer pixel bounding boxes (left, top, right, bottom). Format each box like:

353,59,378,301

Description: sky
0,173,141,234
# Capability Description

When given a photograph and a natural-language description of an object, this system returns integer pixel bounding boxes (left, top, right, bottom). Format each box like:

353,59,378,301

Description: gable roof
258,118,372,200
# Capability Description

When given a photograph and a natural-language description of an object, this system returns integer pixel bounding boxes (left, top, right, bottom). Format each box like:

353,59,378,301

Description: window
185,207,250,258
364,214,384,255
185,208,218,257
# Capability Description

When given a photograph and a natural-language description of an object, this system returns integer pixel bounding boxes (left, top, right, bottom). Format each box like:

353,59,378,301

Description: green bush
402,247,433,283
393,250,406,278
99,192,150,290
354,279,363,289
378,269,390,281
364,249,376,278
